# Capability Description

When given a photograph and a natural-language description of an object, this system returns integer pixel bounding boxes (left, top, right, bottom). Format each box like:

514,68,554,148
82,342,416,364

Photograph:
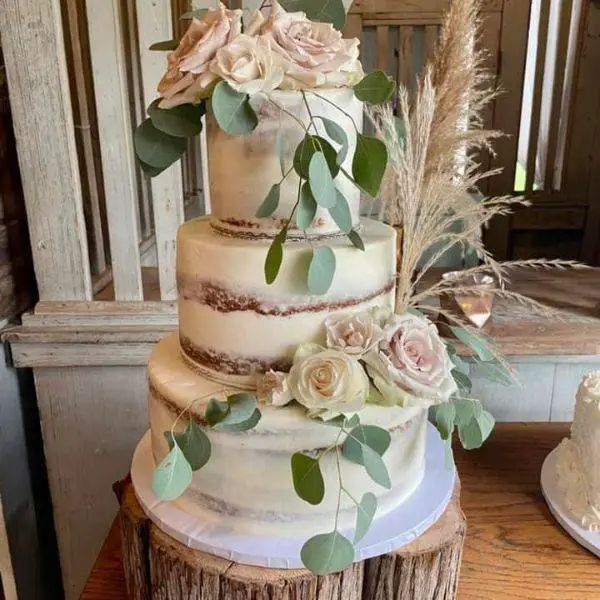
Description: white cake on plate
555,372,600,532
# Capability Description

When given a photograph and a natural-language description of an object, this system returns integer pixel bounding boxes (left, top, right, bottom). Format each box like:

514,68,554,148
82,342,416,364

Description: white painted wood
34,366,149,600
0,0,93,301
550,363,600,422
135,0,185,301
86,0,144,301
470,361,556,422
0,495,17,600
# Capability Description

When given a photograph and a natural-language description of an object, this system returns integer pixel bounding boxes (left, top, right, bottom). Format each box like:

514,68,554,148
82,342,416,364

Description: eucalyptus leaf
329,189,353,233
407,307,426,319
452,369,472,395
256,184,281,218
175,421,211,471
309,152,337,208
347,230,365,251
149,40,179,51
352,134,388,197
342,425,391,466
458,409,495,450
294,135,339,179
471,360,514,386
319,415,346,427
139,160,166,178
211,81,258,136
362,445,391,489
148,99,205,138
291,453,325,506
444,437,455,470
450,352,470,375
450,326,496,362
205,398,230,427
354,70,396,104
134,119,187,169
453,398,476,427
297,182,318,230
215,394,261,432
265,230,286,285
345,414,360,430
300,532,355,575
280,0,347,30
354,493,378,543
319,116,349,163
152,443,193,501
307,247,336,295
434,403,456,441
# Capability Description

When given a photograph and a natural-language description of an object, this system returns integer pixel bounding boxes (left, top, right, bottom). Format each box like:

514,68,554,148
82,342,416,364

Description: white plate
131,423,456,569
541,446,600,559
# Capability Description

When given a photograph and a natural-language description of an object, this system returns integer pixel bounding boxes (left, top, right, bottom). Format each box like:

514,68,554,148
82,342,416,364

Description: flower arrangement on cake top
140,0,587,576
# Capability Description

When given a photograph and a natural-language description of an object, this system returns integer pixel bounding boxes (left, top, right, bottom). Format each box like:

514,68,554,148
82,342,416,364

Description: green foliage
362,445,391,489
354,493,378,543
297,182,318,230
458,408,495,450
152,443,193,501
205,399,230,427
256,184,281,218
139,160,165,178
134,119,187,171
354,71,396,104
307,247,336,295
265,229,287,285
471,360,513,386
165,421,211,471
149,40,179,51
301,532,355,575
211,81,258,136
347,230,365,251
342,425,391,466
352,134,388,197
291,453,325,506
450,327,496,362
394,116,406,145
294,135,339,179
407,307,426,319
279,0,347,30
329,189,353,234
148,99,205,138
345,414,360,430
214,394,261,432
433,403,456,441
309,152,338,208
452,369,472,395
318,117,349,165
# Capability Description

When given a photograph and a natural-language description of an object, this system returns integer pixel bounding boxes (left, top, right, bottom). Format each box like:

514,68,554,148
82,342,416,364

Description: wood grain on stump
118,483,465,600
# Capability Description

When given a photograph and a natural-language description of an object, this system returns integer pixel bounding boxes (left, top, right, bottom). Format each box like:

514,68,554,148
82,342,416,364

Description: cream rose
210,34,285,95
365,314,457,405
158,3,242,108
256,370,293,407
288,344,369,418
325,311,385,357
261,2,363,90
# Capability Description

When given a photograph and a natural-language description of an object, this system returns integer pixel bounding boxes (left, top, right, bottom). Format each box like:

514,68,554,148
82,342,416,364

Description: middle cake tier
178,217,397,387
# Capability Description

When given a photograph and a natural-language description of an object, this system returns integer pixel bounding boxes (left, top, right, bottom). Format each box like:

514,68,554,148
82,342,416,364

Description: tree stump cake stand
117,481,466,600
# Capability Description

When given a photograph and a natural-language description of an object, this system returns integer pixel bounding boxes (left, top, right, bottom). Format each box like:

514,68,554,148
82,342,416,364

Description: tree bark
119,482,465,600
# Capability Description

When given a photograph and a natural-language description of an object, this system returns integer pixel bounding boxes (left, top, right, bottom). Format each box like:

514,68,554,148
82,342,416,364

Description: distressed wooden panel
86,0,143,301
551,362,600,422
511,206,586,230
471,359,555,422
0,0,93,301
34,366,148,600
0,495,17,600
350,0,503,14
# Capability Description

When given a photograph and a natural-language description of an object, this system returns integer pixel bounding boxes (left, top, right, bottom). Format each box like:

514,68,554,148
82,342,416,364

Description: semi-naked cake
555,372,600,532
134,2,463,570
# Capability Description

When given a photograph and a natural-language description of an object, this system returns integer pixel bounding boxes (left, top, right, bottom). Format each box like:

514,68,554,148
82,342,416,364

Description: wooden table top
80,424,600,600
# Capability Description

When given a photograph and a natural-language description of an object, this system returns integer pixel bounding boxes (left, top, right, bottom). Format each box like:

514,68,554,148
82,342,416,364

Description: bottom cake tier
149,333,428,537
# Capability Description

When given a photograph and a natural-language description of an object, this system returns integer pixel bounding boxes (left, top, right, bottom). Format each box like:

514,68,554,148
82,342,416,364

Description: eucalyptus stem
170,390,228,438
333,446,344,531
268,96,308,133
309,91,360,134
301,90,320,135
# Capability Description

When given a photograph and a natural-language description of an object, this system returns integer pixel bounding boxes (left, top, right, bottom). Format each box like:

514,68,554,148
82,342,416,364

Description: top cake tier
207,88,363,238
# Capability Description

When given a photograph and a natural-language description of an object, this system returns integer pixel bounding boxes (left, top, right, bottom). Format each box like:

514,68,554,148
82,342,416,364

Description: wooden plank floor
79,423,600,600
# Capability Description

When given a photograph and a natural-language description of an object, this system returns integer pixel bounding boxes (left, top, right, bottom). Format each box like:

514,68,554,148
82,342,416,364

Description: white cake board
131,423,456,569
541,446,600,559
